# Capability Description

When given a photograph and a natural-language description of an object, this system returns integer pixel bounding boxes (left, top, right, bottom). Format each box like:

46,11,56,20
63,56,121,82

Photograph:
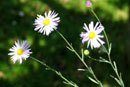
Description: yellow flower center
17,48,23,55
43,18,50,25
88,31,96,39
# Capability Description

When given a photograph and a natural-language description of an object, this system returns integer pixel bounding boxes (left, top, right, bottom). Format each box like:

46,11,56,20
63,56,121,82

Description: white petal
94,22,99,30
96,25,104,34
97,38,105,45
19,57,22,64
80,32,88,38
82,37,89,44
83,23,89,31
89,21,94,31
48,10,52,17
15,40,20,48
87,40,91,48
97,35,104,38
8,52,15,55
91,39,100,48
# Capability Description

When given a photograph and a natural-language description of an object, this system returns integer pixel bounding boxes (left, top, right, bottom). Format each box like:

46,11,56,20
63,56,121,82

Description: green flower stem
89,8,125,87
90,8,110,51
30,56,78,87
56,30,103,87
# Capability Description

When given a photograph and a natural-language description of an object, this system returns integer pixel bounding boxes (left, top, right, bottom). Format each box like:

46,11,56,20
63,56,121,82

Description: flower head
8,40,32,64
86,0,92,7
80,21,105,49
34,10,60,35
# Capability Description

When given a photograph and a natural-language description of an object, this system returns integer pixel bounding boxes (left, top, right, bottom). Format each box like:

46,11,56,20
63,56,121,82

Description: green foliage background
0,0,129,87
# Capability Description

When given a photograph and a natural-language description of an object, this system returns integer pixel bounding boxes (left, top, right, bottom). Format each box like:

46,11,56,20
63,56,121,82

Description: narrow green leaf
88,76,98,84
108,43,112,55
77,68,87,71
63,81,69,85
120,73,122,78
113,61,118,72
99,57,110,63
110,75,121,85
66,46,73,52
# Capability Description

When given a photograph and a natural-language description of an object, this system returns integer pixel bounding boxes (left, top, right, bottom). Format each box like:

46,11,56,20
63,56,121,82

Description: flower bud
86,0,92,7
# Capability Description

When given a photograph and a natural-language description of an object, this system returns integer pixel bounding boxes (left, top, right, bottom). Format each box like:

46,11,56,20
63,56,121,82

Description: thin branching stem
90,8,125,87
108,55,125,87
30,56,78,87
56,30,103,87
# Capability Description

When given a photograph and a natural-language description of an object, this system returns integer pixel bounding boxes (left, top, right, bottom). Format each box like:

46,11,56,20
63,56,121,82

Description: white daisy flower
8,40,32,64
80,21,105,49
34,10,60,35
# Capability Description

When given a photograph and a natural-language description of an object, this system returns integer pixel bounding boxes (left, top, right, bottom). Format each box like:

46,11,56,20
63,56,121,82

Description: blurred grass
0,0,129,87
